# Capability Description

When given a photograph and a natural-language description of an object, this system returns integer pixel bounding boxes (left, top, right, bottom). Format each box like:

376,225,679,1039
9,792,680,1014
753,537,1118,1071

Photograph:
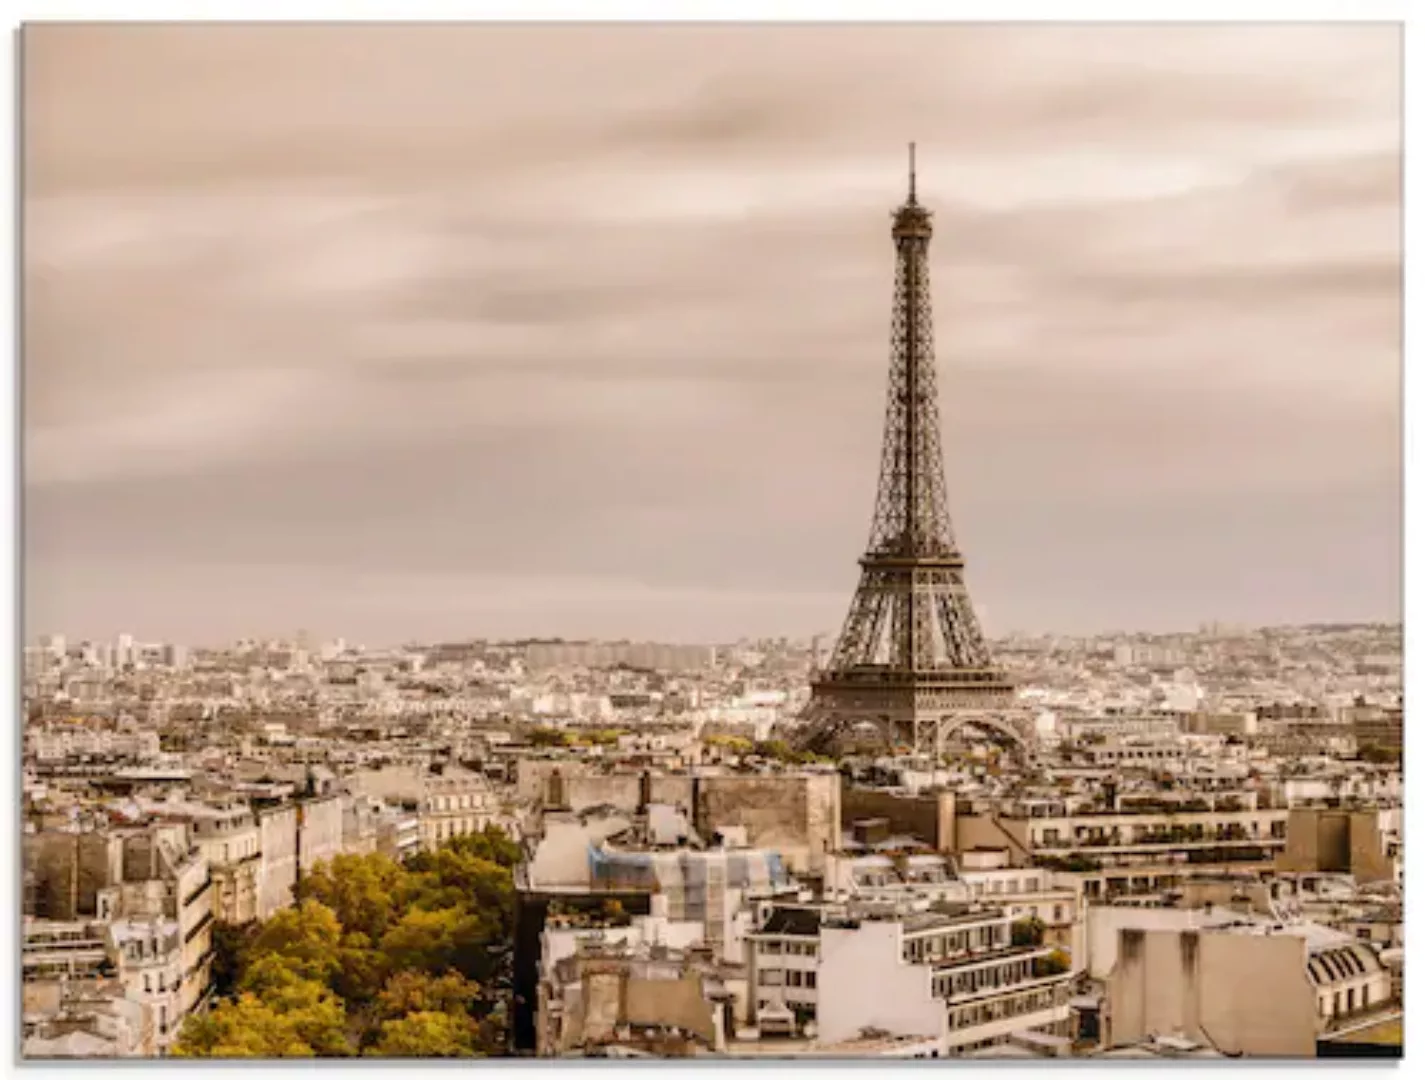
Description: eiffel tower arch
794,146,1034,760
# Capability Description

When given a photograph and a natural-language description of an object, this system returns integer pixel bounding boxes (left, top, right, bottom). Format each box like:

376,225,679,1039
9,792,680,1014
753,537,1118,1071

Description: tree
236,962,352,1056
367,1011,479,1058
377,971,482,1020
331,932,389,1008
580,729,625,747
190,828,519,1059
404,848,515,944
246,899,343,982
527,727,570,748
174,974,349,1058
209,920,259,998
439,827,522,871
296,853,410,942
381,906,492,981
173,996,316,1058
1012,916,1046,948
1032,948,1071,977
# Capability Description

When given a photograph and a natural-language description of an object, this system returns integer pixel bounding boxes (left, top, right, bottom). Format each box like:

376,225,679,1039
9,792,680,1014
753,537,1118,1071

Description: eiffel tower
795,146,1031,758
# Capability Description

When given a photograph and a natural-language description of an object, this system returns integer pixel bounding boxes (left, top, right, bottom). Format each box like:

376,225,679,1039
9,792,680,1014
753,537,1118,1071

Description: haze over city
23,23,1402,646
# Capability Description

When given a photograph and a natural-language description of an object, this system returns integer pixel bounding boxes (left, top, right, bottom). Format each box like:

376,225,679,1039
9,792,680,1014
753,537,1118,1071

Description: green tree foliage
176,829,517,1059
208,920,259,998
1011,916,1046,948
1032,949,1072,977
295,853,411,942
332,932,390,1008
247,899,343,982
439,826,522,870
368,1011,479,1058
752,739,831,766
527,727,570,748
173,995,317,1058
578,729,627,747
382,906,490,980
704,734,754,754
174,974,349,1058
377,972,483,1020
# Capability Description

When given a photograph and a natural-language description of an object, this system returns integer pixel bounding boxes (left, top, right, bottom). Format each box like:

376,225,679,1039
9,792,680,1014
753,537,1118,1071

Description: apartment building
22,824,215,1049
537,937,738,1056
22,978,156,1059
986,802,1290,901
420,771,503,848
817,905,1075,1055
744,900,1074,1055
1106,920,1394,1057
955,851,1084,966
186,804,262,925
109,919,185,1051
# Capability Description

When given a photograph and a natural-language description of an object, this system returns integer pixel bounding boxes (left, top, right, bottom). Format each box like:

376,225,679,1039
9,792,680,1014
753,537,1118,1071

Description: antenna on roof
908,142,918,204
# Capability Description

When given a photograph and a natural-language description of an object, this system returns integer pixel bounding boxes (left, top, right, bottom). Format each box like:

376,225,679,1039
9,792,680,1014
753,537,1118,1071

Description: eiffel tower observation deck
795,146,1032,758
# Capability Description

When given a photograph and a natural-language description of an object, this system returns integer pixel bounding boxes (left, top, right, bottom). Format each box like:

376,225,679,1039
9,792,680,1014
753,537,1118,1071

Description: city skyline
24,23,1403,645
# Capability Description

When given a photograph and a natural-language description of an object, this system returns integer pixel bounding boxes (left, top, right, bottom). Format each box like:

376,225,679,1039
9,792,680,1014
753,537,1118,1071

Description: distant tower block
795,145,1033,758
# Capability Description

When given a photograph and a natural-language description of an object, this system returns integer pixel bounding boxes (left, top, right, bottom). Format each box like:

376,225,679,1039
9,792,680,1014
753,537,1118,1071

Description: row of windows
757,941,816,957
968,877,1045,896
903,926,1009,964
933,958,1041,1000
949,987,1064,1031
1321,986,1371,1016
428,816,487,842
757,969,819,989
1004,904,1066,924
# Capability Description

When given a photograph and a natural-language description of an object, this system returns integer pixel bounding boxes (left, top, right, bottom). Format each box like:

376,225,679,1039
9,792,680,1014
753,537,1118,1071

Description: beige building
22,978,156,1059
1106,922,1393,1057
813,906,1074,1056
22,825,213,1021
1278,807,1396,884
958,804,1289,902
254,794,345,918
521,765,841,875
257,803,299,919
188,805,261,925
420,772,503,848
537,937,734,1057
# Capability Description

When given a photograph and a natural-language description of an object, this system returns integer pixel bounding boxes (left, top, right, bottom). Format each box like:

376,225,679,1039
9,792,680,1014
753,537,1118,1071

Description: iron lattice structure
796,147,1032,757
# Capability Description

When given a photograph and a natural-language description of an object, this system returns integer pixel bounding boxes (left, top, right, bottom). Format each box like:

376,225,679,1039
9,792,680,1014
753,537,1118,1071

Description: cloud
21,23,1402,642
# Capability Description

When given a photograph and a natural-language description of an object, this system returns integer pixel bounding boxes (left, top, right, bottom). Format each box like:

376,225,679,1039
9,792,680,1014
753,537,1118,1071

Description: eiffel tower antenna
794,148,1030,759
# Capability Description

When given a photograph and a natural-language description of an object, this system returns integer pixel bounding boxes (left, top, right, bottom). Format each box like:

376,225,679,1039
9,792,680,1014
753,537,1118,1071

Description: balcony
1036,833,1281,856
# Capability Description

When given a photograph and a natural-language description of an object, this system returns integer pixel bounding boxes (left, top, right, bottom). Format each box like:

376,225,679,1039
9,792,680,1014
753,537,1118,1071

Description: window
805,971,817,989
787,970,802,988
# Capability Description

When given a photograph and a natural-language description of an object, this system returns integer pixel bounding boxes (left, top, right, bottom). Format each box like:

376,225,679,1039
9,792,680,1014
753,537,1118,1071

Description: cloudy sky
23,23,1402,646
